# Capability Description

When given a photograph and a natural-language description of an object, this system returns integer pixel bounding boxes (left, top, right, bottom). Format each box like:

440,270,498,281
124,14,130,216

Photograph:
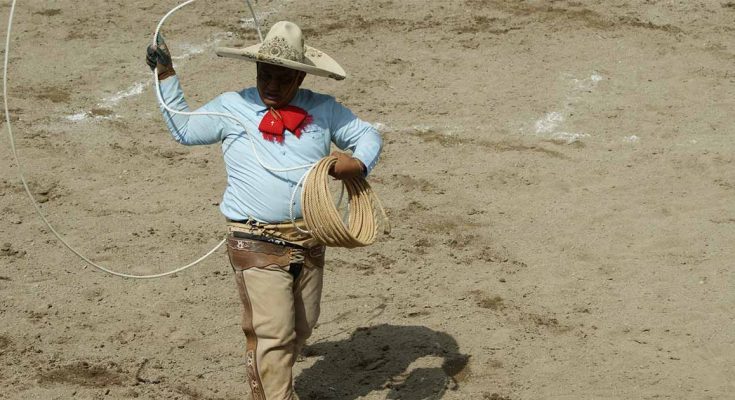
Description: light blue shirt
157,76,382,223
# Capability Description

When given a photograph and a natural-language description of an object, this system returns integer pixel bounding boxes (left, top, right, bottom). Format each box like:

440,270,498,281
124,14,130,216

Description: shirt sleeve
157,76,228,145
329,100,383,175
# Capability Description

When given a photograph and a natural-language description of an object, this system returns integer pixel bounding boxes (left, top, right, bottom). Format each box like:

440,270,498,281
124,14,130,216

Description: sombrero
215,21,347,81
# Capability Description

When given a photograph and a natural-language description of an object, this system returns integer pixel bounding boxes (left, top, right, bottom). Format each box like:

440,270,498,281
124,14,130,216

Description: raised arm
156,77,228,145
146,36,226,145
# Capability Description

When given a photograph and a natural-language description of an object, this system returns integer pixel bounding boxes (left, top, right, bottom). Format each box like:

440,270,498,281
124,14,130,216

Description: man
146,21,382,400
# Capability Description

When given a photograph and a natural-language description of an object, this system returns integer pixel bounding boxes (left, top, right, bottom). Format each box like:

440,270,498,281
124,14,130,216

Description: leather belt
226,233,325,272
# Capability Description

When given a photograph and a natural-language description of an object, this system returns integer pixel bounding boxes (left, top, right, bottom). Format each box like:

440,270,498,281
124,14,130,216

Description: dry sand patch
2,0,734,399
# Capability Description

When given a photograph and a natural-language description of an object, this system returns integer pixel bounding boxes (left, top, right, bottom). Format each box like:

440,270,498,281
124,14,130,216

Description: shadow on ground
296,324,469,400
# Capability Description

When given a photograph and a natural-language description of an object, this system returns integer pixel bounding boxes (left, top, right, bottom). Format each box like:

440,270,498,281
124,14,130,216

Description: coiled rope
3,0,388,280
301,156,390,248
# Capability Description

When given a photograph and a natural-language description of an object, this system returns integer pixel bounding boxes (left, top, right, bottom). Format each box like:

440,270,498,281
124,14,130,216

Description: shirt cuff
353,151,379,176
158,74,180,95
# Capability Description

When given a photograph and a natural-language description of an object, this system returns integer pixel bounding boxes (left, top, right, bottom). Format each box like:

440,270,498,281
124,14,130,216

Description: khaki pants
228,221,325,400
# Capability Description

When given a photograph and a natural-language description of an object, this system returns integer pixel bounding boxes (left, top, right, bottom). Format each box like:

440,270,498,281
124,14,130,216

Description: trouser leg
234,265,298,400
293,264,324,356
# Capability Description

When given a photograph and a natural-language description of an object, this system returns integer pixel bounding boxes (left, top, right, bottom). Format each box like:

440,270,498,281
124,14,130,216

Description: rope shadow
296,324,469,400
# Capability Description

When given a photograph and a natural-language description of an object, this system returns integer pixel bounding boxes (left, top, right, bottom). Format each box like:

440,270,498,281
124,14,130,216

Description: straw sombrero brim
215,44,347,81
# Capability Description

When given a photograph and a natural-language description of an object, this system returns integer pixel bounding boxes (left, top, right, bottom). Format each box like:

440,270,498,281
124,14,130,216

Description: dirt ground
1,0,734,399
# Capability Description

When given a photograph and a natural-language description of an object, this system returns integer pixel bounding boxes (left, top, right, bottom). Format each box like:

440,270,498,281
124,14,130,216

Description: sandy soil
1,0,734,399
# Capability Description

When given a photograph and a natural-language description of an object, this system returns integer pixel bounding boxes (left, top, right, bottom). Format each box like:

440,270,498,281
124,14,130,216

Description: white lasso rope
2,0,287,279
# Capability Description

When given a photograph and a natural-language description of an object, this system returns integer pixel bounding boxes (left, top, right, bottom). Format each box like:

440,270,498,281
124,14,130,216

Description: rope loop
3,0,389,279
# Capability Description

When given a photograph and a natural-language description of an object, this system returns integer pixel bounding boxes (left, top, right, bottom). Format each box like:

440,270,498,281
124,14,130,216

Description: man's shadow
296,324,469,400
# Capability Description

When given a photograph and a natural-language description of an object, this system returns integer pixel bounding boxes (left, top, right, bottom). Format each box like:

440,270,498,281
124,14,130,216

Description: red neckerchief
258,106,312,144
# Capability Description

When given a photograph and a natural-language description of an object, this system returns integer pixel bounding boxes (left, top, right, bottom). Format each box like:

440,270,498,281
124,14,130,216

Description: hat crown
258,21,305,63
215,20,347,80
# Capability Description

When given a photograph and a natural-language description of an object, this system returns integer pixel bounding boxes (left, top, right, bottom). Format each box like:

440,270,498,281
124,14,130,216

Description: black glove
145,34,175,79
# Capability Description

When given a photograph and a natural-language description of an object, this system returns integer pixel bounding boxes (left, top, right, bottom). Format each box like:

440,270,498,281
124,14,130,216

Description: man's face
256,63,306,109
